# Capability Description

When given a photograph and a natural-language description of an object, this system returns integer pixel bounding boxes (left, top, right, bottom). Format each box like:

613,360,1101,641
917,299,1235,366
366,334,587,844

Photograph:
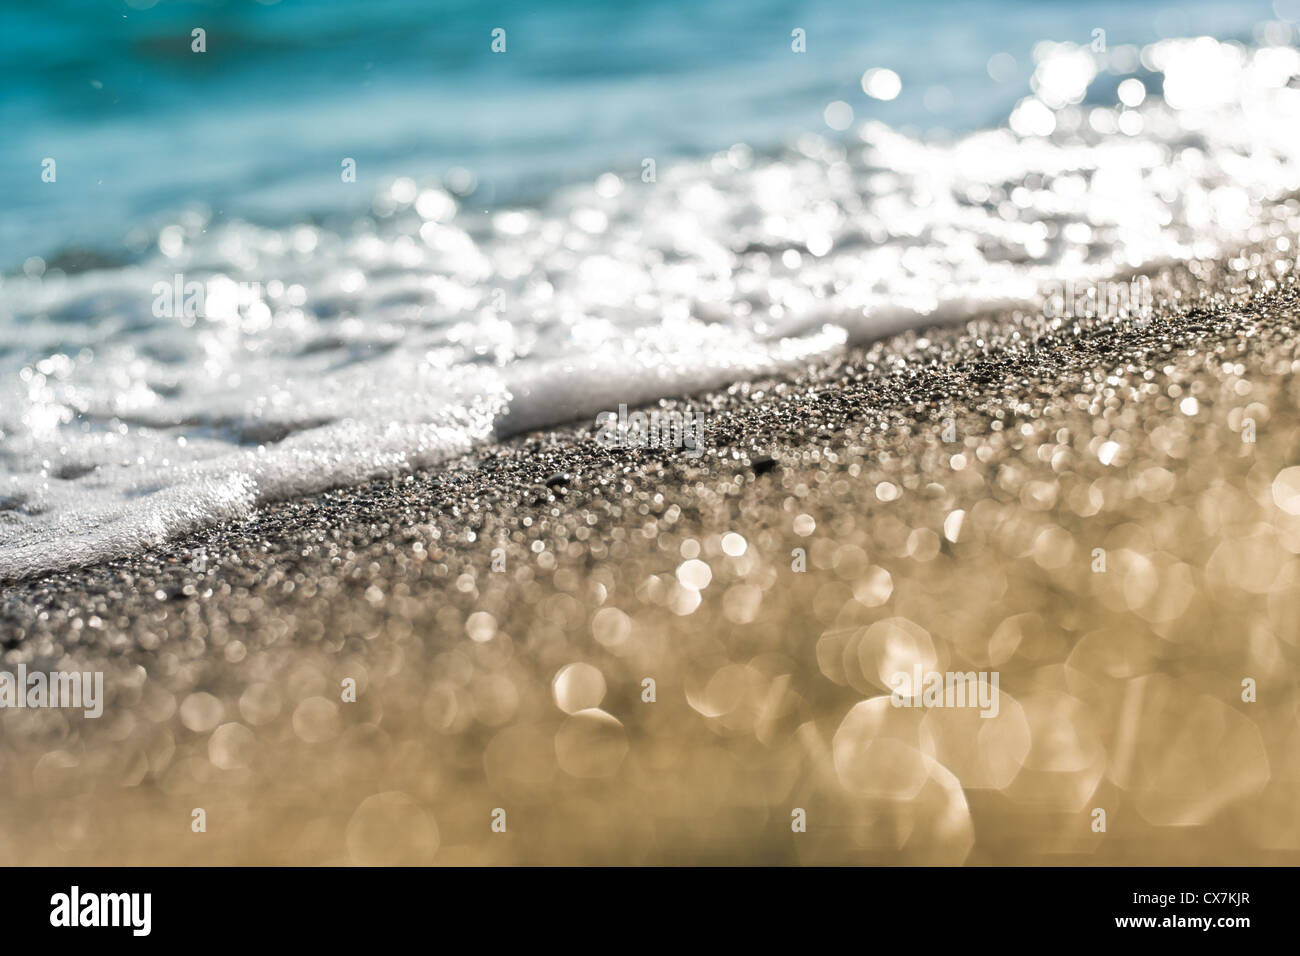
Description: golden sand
2,252,1298,864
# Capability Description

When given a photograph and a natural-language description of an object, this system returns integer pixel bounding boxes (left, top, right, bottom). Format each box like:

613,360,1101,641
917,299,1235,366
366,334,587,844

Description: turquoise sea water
0,0,1284,268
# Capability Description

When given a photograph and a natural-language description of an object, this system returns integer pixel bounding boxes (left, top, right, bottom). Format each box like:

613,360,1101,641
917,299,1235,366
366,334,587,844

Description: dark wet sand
2,248,1299,864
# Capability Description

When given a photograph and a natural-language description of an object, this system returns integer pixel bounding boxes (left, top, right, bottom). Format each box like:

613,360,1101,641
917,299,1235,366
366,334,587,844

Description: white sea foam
4,36,1300,579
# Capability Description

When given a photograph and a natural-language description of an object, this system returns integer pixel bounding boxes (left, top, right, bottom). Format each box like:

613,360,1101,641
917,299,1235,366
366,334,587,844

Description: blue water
0,0,1282,270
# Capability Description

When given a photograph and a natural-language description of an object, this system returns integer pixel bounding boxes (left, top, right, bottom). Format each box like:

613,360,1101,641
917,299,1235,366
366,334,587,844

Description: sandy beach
2,245,1298,864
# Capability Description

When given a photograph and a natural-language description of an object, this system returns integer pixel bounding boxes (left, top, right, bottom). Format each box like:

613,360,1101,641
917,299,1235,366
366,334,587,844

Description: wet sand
2,248,1299,864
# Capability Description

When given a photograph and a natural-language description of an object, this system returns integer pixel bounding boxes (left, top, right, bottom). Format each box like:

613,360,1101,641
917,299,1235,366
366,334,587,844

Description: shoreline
2,249,1299,864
